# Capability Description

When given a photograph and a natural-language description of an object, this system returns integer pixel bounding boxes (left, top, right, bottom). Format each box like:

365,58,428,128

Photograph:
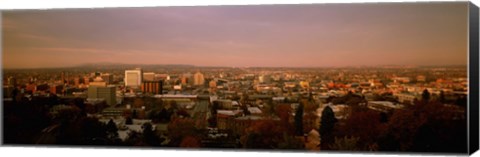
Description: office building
84,76,91,85
73,77,80,87
125,68,143,88
155,74,170,81
89,76,107,87
49,84,64,95
101,73,114,84
141,80,163,94
7,76,17,87
258,75,271,83
88,85,116,106
417,75,427,82
181,72,193,86
143,72,155,81
194,71,205,86
209,80,217,88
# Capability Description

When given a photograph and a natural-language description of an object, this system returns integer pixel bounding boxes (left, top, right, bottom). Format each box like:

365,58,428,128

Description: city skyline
2,2,469,69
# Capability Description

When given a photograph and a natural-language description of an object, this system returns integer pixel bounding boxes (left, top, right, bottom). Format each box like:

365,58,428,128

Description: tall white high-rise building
193,71,205,86
125,68,143,88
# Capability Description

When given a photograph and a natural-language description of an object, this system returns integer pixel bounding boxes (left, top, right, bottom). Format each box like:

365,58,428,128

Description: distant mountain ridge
77,63,196,68
3,63,467,71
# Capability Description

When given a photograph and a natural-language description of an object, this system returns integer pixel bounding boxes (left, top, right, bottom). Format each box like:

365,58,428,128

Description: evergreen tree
142,122,160,146
308,90,314,102
134,109,140,119
294,102,304,136
380,112,388,123
455,95,467,107
320,106,337,150
377,132,400,151
11,87,18,104
125,117,133,125
211,101,219,115
106,119,119,139
242,104,251,115
422,89,430,102
268,99,275,115
159,107,169,122
439,90,445,104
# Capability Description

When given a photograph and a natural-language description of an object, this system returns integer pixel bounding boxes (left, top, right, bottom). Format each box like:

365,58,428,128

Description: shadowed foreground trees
167,118,202,147
334,107,387,150
329,136,360,151
4,99,51,144
179,136,202,148
275,104,295,134
318,97,466,153
142,123,162,146
35,107,118,145
240,119,303,149
385,100,466,152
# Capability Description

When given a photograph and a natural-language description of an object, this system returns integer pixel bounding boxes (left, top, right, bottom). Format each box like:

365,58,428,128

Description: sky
1,2,469,69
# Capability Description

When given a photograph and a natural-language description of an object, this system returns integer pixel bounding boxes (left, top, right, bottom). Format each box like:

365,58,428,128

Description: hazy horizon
2,2,469,69
1,62,469,70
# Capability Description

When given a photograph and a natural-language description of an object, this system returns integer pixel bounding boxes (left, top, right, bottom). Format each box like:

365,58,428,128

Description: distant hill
76,63,196,69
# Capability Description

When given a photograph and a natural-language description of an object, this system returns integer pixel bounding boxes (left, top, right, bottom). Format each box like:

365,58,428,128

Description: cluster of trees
4,96,52,144
42,107,173,147
318,90,467,153
147,101,179,123
123,123,165,146
237,98,324,149
148,107,175,123
34,105,124,145
240,119,304,149
3,96,105,144
383,93,467,152
103,116,202,148
167,118,202,147
3,96,168,147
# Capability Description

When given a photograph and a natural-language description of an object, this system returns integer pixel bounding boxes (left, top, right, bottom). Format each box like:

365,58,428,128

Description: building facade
101,73,114,84
88,85,116,106
194,71,205,86
125,68,143,88
141,80,163,94
143,72,155,82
